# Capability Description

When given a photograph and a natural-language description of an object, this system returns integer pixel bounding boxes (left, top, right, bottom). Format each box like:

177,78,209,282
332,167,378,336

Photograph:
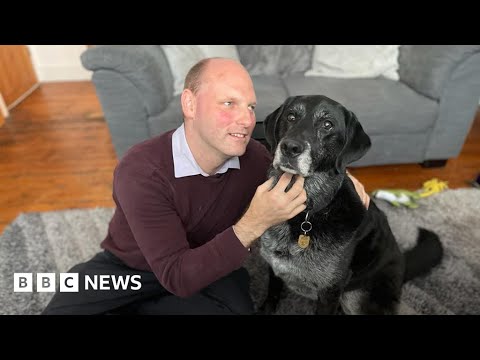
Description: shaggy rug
1,188,479,315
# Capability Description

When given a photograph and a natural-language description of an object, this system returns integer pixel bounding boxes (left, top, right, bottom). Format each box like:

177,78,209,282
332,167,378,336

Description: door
0,45,39,119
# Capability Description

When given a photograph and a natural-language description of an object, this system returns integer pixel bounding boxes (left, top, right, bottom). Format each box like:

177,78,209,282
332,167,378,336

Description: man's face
192,64,257,159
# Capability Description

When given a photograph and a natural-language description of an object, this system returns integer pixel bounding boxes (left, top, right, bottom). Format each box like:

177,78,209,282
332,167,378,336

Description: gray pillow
237,45,313,77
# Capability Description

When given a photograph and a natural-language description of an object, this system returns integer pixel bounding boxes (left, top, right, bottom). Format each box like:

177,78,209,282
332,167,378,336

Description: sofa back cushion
237,45,314,77
305,45,400,80
161,45,241,96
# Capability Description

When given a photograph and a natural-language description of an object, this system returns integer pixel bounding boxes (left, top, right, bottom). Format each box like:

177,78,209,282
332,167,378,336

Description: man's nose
236,108,256,127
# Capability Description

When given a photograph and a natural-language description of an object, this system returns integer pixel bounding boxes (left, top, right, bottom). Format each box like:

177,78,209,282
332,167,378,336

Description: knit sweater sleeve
113,159,250,298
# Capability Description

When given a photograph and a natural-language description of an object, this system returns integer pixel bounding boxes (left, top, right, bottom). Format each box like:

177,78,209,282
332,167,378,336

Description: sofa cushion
161,45,241,97
237,45,314,76
282,73,438,135
197,45,240,60
251,75,289,122
305,45,399,81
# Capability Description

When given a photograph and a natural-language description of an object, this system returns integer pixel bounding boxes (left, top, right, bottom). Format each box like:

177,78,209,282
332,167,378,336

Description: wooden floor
0,82,117,233
1,81,479,234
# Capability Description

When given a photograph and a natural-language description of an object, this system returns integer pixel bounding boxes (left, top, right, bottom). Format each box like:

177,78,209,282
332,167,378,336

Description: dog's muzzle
273,139,313,177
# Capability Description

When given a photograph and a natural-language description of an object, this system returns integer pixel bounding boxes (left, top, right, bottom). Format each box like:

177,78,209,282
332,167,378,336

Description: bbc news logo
14,273,142,292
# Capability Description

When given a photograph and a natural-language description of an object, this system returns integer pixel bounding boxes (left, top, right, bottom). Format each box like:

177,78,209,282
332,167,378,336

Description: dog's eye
287,114,296,122
323,120,333,130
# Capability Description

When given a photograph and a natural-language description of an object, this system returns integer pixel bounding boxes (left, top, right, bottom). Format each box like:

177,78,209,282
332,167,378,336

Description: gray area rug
1,188,479,315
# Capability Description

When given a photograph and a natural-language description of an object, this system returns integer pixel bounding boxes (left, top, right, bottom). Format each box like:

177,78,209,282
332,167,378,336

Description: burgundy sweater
101,130,272,297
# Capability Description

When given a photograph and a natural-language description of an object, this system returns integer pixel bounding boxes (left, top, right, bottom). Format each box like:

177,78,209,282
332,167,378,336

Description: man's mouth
229,133,248,139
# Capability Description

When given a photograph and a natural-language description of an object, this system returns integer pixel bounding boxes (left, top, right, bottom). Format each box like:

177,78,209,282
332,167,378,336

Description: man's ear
335,109,371,173
264,96,295,152
181,89,195,119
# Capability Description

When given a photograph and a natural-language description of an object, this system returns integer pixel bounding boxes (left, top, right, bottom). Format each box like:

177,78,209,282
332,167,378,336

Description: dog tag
298,234,310,249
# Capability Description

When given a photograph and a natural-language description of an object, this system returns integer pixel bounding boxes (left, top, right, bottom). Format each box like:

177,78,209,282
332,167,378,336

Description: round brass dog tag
298,234,310,249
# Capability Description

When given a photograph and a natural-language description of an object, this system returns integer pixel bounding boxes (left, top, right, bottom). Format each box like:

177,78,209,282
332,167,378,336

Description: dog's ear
335,110,371,173
264,96,296,152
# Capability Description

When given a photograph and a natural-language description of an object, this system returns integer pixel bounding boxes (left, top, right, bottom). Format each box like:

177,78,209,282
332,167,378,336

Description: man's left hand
347,171,370,209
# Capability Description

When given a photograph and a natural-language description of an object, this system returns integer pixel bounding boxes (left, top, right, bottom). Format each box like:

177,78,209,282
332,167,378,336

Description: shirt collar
172,124,240,178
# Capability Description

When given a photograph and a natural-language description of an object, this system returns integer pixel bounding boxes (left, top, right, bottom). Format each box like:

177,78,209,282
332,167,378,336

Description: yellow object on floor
417,178,449,198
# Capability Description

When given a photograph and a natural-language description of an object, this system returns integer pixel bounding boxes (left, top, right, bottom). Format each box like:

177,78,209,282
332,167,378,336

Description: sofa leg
421,159,448,168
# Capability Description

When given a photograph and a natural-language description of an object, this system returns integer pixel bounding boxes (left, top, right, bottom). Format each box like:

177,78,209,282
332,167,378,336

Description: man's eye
224,101,232,106
287,114,296,122
323,120,333,130
248,105,256,111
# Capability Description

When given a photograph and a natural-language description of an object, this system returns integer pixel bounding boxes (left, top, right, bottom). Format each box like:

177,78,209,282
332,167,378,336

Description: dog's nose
281,139,304,158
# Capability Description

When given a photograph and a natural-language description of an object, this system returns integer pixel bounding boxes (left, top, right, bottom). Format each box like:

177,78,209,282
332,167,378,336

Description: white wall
27,45,92,82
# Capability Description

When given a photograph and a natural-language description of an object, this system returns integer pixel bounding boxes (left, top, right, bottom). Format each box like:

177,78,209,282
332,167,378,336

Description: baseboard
7,83,40,111
36,65,92,82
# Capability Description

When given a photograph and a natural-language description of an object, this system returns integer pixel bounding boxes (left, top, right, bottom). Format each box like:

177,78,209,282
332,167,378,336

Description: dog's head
264,95,371,177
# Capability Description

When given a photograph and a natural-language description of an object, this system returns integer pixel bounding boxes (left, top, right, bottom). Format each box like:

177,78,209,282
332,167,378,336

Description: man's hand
347,171,370,209
233,173,307,248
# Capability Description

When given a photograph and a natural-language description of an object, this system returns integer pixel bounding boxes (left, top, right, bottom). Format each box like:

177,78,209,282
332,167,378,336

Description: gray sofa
81,45,480,167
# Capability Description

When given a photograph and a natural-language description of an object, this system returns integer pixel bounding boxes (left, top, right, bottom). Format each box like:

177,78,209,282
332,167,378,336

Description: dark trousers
42,250,254,315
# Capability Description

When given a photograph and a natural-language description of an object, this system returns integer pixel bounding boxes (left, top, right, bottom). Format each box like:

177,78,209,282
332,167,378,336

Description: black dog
259,95,443,315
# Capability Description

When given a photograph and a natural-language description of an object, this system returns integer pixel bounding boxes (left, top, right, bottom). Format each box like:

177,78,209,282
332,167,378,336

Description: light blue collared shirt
172,124,240,178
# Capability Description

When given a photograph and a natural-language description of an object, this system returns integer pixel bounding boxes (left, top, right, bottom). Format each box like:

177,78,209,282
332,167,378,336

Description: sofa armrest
398,45,480,100
398,45,480,160
424,51,480,160
89,69,151,159
81,45,175,159
81,45,174,116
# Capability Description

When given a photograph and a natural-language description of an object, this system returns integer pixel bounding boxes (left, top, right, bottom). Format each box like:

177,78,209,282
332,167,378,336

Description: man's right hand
233,173,307,248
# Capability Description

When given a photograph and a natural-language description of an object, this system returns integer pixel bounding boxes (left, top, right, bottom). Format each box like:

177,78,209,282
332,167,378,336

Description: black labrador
259,95,443,315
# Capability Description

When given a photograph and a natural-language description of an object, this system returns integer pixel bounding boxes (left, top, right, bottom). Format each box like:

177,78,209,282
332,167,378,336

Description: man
42,57,369,315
